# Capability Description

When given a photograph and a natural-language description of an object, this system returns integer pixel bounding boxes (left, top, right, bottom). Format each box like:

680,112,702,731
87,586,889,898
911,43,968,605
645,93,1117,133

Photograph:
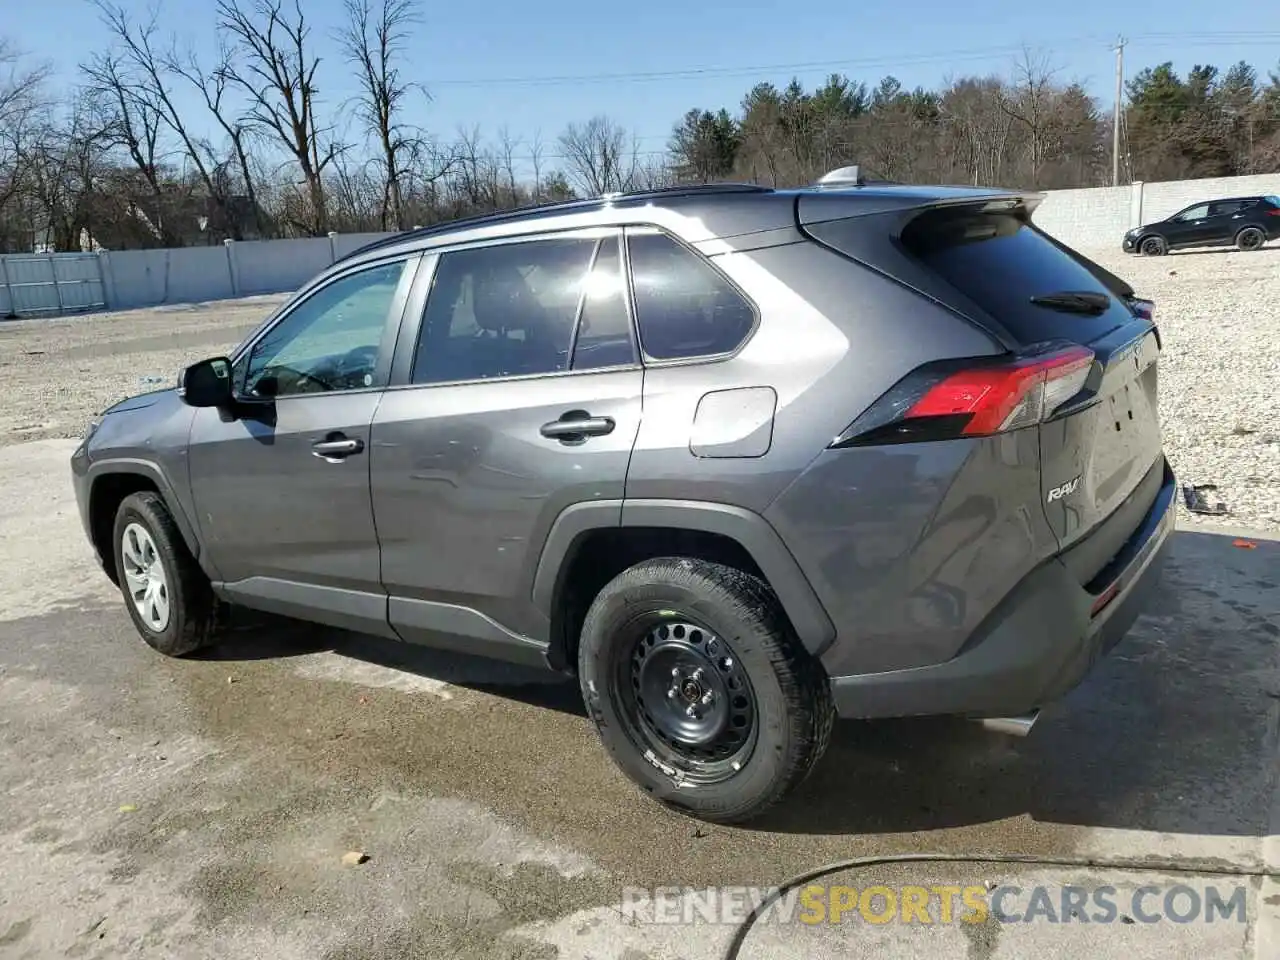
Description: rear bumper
830,459,1176,719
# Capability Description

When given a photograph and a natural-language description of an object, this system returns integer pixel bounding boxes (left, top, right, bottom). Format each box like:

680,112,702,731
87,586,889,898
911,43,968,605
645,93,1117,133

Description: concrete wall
1,231,396,317
1034,173,1280,250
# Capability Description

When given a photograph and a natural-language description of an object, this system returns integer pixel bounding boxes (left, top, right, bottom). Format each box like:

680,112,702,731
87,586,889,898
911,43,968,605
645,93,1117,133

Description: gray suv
71,170,1175,823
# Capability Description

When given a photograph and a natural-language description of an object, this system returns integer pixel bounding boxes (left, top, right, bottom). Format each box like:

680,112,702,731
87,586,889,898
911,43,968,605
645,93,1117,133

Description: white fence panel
0,253,106,318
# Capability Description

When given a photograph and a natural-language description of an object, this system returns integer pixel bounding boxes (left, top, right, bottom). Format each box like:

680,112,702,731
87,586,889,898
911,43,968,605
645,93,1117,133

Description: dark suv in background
72,168,1174,823
1123,194,1280,255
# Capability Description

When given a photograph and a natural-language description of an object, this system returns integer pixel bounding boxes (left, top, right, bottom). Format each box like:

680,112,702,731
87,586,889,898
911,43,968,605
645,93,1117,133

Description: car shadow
1165,245,1280,257
199,527,1277,840
196,608,586,715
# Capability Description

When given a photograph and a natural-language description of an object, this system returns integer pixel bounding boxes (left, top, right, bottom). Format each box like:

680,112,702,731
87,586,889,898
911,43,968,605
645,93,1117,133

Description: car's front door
1165,202,1213,246
187,255,419,635
369,231,643,659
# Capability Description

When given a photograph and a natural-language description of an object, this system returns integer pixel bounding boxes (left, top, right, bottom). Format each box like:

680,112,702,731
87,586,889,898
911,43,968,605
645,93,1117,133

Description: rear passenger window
628,230,755,360
412,238,597,384
1209,200,1248,216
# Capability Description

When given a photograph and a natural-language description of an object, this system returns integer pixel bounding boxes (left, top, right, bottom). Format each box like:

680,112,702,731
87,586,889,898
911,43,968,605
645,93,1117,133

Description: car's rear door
369,230,643,655
898,204,1165,583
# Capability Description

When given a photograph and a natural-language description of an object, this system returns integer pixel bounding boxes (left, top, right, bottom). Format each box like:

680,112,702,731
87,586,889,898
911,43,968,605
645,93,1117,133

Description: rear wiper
1029,291,1111,315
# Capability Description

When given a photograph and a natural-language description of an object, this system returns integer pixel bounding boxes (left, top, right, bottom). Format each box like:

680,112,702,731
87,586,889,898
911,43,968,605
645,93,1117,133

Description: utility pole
1113,36,1127,186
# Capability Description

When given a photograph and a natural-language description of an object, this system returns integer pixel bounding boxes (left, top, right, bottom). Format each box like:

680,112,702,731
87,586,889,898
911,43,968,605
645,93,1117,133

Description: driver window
1176,204,1210,221
242,260,406,397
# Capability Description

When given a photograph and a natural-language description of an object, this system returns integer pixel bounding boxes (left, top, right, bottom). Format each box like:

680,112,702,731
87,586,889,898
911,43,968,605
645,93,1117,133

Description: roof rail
335,196,602,263
336,183,773,263
599,182,770,200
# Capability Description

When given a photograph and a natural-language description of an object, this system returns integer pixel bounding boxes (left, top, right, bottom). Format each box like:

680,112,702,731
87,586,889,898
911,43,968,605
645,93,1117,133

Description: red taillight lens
831,344,1095,448
1266,209,1280,216
1130,297,1155,323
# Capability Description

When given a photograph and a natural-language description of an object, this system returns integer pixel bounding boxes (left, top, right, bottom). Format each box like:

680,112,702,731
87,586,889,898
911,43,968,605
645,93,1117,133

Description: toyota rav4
71,169,1175,823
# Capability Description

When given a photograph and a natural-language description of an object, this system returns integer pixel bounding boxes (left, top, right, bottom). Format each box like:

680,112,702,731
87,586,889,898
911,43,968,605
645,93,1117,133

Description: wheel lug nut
671,667,680,678
691,667,705,682
667,686,678,699
685,705,699,718
700,691,714,705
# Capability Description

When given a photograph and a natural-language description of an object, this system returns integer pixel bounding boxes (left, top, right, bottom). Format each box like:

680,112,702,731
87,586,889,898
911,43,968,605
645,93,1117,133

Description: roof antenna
815,165,866,188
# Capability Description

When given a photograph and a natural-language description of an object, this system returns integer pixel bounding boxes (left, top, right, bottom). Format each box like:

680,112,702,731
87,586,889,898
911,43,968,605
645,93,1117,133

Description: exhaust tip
978,711,1040,737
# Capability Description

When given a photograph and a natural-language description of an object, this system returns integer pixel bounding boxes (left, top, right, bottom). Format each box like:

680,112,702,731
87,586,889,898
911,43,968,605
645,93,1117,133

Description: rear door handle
540,413,616,442
312,437,364,460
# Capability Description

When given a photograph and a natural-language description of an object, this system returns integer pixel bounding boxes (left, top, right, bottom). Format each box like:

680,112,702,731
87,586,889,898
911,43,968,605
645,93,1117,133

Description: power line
419,31,1280,89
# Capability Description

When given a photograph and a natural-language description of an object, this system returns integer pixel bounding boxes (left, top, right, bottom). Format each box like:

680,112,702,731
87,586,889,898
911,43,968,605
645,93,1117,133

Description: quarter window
241,260,405,397
628,230,755,360
412,237,599,385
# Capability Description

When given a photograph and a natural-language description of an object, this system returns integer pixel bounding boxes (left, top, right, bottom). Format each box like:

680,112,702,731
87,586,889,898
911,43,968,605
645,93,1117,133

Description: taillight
1130,297,1155,322
830,344,1095,448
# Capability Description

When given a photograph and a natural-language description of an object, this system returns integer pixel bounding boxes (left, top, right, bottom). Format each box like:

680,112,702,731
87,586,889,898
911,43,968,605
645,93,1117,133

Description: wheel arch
87,461,202,584
532,499,837,671
1138,232,1168,253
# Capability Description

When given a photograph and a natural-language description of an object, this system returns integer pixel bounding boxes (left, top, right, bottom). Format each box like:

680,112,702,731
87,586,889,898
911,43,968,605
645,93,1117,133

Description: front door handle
312,436,364,460
540,412,616,443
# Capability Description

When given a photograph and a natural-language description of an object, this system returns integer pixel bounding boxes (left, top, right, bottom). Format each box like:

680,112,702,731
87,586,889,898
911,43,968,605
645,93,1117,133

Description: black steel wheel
616,616,758,784
578,557,834,823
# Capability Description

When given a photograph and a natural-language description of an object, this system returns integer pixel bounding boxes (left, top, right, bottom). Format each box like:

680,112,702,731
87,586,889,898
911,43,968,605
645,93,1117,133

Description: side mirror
179,357,234,408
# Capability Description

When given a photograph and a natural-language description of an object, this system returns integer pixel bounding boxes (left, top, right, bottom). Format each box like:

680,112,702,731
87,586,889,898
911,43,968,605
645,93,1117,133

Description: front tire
112,491,226,657
577,558,834,823
1140,235,1167,256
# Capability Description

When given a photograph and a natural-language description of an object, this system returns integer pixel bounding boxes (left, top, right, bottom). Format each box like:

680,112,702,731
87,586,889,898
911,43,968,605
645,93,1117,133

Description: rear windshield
900,206,1131,345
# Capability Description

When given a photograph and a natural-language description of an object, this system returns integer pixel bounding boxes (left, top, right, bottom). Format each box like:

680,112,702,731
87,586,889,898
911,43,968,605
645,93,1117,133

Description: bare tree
217,0,336,234
337,0,426,230
80,50,179,245
91,2,249,239
1000,48,1059,186
0,40,52,226
557,115,638,196
528,129,546,201
496,125,522,206
18,92,113,250
163,42,264,238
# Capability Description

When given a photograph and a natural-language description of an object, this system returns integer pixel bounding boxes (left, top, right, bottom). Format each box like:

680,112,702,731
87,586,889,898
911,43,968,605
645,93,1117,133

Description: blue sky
8,0,1280,174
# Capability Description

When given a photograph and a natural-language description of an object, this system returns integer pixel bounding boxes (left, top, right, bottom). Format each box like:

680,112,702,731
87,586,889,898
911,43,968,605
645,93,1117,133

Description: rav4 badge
1047,476,1083,503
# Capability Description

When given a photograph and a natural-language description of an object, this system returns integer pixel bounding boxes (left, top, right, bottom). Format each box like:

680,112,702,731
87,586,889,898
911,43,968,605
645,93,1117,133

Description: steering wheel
253,366,336,396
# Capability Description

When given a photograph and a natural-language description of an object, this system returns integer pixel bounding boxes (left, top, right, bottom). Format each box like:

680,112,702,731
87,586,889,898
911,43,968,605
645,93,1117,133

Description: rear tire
112,491,227,657
1235,226,1266,252
1139,235,1167,256
577,557,834,824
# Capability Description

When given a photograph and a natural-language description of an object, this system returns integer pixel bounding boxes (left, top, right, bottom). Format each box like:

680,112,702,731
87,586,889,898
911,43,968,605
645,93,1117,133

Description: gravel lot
1082,245,1280,532
0,294,288,445
0,244,1276,531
